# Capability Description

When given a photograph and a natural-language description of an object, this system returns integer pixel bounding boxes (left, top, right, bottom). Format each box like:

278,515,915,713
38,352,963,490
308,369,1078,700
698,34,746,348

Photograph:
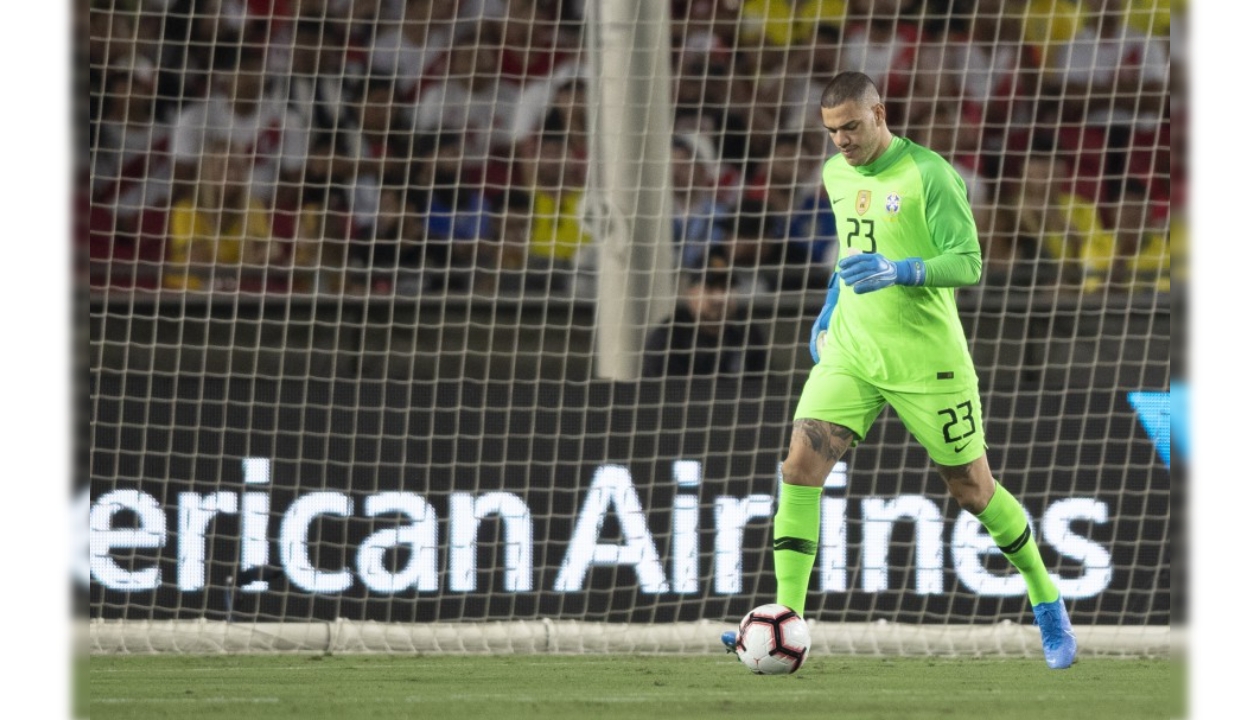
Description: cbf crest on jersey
856,190,871,216
885,193,901,214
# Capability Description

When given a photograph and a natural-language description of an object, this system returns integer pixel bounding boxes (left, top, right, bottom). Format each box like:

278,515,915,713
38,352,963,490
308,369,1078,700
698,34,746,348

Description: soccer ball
734,603,811,675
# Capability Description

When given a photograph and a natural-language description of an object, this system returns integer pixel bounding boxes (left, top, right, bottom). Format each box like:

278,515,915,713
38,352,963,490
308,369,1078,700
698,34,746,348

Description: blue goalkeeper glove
810,272,840,363
838,253,925,294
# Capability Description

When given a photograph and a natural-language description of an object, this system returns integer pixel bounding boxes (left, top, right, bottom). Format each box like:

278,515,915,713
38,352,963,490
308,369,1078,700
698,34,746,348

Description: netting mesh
85,0,1177,655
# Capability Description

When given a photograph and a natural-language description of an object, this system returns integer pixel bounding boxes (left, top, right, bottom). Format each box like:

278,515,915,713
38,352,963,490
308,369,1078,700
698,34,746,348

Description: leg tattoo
791,419,854,466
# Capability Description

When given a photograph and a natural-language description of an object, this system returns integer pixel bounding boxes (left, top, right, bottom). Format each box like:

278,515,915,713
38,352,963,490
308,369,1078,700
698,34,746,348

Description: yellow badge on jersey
856,190,871,216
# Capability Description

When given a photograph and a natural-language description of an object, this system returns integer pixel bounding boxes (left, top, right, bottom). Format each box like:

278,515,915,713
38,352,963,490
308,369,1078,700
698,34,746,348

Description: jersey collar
855,135,908,177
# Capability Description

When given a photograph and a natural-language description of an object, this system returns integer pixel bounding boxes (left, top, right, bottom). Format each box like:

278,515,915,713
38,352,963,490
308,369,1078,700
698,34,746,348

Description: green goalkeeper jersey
820,135,983,392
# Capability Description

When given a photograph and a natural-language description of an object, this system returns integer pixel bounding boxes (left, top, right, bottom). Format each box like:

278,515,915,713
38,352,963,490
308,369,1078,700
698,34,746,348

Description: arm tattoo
792,419,854,464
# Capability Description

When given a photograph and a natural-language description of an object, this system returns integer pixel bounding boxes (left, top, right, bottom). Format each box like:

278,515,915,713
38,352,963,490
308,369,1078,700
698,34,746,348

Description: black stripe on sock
997,525,1031,555
773,537,818,555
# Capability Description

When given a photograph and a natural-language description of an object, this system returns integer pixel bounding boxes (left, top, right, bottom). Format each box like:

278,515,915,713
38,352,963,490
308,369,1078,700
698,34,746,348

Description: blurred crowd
84,0,1179,298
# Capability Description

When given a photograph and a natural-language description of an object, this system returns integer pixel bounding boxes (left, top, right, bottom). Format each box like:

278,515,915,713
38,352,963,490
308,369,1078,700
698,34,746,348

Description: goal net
84,0,1177,658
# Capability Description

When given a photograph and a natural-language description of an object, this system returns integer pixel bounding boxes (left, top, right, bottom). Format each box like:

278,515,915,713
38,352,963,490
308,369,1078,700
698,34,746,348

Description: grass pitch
86,653,1181,720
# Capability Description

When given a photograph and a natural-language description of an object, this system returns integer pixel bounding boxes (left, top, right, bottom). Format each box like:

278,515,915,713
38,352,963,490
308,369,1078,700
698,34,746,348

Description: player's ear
873,102,887,128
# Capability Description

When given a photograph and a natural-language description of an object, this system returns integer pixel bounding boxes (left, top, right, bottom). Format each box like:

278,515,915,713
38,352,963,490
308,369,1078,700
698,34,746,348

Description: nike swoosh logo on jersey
953,440,973,453
831,197,845,205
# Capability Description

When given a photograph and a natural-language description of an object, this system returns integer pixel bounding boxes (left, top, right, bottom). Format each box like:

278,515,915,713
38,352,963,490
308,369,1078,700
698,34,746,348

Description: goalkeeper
723,71,1076,670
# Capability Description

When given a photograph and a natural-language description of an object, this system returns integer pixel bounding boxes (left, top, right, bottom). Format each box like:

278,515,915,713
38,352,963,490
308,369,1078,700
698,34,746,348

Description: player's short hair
820,71,880,109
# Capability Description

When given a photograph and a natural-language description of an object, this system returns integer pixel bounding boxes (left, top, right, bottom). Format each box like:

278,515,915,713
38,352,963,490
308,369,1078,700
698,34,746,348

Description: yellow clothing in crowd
1037,190,1117,292
528,190,590,263
738,0,847,47
1129,211,1180,293
1024,0,1172,68
1023,0,1084,68
164,197,272,290
1126,0,1173,36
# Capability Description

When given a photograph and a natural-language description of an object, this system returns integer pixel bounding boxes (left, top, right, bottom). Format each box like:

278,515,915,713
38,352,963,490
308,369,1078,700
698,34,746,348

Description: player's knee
948,485,989,515
781,453,832,488
938,463,994,514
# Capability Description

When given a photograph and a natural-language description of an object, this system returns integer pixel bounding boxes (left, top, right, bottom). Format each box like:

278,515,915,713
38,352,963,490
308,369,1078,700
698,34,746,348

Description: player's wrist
893,258,925,286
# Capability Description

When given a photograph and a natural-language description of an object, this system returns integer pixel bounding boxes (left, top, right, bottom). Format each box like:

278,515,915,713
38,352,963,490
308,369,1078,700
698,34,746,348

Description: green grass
86,653,1183,720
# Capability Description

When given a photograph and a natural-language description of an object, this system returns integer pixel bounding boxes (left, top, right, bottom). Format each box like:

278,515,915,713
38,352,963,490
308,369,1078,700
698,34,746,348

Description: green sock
773,482,822,615
975,481,1060,606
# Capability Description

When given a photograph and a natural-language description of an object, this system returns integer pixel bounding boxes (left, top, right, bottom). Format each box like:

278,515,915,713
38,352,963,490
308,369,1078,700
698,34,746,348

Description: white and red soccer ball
734,603,811,675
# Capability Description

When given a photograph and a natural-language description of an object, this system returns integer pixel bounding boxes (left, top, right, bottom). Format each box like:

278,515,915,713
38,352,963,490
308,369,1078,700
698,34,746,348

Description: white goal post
85,0,1177,658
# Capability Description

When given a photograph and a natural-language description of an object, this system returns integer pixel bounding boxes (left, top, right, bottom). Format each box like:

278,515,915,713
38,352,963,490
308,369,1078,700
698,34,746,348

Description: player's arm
814,171,843,349
810,270,840,362
918,157,982,286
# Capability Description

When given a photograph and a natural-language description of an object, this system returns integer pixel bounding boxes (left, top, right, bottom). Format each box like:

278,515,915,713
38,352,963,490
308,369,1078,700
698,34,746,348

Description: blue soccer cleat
721,630,738,655
1032,597,1077,669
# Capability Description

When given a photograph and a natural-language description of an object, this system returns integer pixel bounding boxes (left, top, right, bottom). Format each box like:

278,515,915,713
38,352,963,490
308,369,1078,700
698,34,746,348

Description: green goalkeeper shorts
793,364,988,467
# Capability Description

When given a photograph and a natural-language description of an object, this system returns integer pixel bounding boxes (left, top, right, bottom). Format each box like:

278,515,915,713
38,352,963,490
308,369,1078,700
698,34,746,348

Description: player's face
821,100,888,167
